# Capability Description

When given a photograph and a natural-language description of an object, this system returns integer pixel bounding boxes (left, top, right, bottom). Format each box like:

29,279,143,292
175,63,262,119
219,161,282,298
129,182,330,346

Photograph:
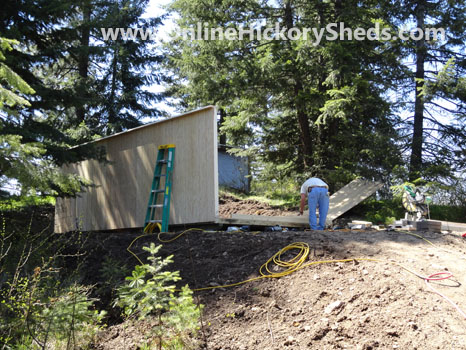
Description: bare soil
93,228,466,350
219,193,298,217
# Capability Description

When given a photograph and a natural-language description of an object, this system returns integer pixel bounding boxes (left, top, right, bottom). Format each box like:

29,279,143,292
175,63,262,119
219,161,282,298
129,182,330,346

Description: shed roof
93,105,216,144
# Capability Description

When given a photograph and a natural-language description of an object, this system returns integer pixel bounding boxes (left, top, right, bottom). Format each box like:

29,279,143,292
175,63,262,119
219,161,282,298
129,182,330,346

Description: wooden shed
55,105,383,233
55,106,219,233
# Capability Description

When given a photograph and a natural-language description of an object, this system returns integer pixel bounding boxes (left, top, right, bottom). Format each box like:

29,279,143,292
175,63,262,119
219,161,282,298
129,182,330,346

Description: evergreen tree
0,38,82,194
0,0,163,193
164,0,403,187
390,0,466,181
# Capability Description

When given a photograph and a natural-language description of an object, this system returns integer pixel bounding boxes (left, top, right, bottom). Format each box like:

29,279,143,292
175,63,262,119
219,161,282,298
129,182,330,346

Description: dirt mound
94,229,466,349
219,193,298,217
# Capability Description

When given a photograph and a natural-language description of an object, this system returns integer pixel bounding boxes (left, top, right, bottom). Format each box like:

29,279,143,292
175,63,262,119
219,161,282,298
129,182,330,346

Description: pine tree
0,0,163,193
164,0,403,187
0,38,82,194
390,0,466,181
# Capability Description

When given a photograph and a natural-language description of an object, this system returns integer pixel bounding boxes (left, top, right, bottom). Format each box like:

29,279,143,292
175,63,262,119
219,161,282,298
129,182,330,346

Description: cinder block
414,220,442,232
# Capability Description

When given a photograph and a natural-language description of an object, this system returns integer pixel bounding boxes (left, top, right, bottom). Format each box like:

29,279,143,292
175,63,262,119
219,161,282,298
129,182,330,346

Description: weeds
0,208,104,350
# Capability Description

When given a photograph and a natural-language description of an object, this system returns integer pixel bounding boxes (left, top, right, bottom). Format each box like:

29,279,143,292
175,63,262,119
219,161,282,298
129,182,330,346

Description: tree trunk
76,0,91,124
284,1,313,168
218,108,227,152
107,48,118,134
409,0,426,181
316,0,336,173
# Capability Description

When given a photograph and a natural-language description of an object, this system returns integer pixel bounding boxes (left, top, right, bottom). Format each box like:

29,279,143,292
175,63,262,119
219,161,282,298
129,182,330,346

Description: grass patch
347,198,466,224
0,195,55,210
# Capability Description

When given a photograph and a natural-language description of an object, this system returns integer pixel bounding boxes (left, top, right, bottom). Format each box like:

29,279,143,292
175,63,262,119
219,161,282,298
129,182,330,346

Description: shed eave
76,105,216,147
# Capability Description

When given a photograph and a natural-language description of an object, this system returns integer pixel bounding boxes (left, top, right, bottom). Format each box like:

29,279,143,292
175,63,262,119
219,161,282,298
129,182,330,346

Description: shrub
346,198,405,225
115,243,202,349
347,197,466,224
1,277,105,350
0,208,105,349
39,285,106,349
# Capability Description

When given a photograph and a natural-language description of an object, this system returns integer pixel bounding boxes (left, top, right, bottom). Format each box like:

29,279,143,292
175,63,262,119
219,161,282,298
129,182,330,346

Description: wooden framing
55,106,218,233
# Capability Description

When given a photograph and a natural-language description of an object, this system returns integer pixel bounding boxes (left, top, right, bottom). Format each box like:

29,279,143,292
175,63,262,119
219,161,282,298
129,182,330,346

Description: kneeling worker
299,177,329,230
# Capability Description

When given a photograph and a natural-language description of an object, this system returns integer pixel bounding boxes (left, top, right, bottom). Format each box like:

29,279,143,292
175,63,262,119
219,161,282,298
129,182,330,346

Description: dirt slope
95,229,466,350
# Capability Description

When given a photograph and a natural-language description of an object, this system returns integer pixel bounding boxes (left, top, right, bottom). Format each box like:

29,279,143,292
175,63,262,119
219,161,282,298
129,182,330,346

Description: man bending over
299,177,329,230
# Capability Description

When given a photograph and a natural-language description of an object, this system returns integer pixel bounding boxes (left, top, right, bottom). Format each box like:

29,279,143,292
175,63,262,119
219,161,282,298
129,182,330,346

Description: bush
39,285,106,349
0,207,105,349
429,204,466,223
346,198,405,225
0,196,55,211
0,272,105,350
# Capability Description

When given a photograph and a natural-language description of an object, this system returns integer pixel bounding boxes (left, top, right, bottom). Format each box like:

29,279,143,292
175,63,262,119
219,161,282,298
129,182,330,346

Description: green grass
347,198,466,224
0,195,55,210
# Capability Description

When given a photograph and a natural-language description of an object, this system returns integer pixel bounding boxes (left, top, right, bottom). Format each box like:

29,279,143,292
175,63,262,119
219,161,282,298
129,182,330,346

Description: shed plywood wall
55,106,218,233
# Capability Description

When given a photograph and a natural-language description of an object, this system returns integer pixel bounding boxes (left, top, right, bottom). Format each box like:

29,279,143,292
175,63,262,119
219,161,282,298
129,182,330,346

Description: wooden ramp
217,179,383,228
324,179,383,223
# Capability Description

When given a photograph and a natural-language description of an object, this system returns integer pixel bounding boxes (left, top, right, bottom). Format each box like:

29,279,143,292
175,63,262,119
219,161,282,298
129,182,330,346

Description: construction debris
390,219,442,232
348,221,373,230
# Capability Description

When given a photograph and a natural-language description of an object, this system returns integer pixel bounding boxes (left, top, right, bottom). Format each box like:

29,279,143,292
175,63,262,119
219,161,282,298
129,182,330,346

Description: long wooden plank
227,214,308,227
324,179,383,223
439,221,466,233
55,106,218,233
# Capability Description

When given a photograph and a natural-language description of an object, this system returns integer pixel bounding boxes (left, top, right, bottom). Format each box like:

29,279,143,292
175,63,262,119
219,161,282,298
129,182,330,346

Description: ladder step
144,145,175,233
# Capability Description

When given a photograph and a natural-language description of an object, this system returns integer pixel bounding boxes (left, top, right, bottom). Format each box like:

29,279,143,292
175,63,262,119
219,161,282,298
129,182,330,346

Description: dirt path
94,229,466,349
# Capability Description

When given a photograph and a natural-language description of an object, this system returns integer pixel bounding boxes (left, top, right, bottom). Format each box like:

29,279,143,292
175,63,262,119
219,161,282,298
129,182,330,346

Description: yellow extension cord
126,228,466,320
126,228,453,291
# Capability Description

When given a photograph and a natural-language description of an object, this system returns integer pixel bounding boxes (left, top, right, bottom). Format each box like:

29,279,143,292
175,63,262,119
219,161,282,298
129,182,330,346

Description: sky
143,0,176,41
141,0,178,120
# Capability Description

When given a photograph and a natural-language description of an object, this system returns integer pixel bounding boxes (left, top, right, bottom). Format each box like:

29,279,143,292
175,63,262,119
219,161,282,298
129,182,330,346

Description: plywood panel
55,106,218,232
325,179,383,223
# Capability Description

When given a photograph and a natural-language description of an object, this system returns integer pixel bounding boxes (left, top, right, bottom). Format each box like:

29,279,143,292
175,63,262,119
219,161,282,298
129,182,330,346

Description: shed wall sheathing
55,106,218,233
